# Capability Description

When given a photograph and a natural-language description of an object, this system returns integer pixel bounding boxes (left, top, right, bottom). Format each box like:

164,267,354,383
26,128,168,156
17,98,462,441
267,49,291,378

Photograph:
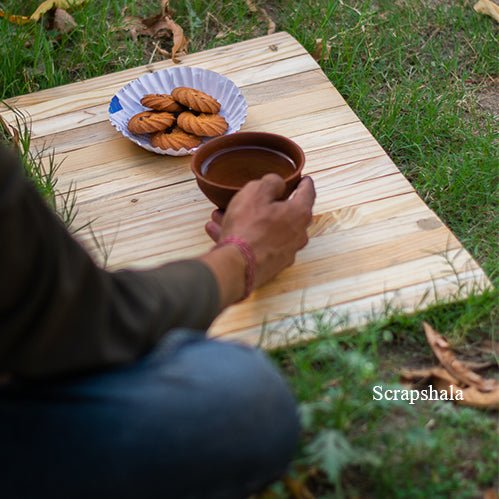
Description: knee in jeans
205,342,300,442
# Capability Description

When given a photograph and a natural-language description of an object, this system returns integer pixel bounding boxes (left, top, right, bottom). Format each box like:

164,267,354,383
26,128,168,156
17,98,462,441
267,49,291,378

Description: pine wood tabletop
0,32,490,347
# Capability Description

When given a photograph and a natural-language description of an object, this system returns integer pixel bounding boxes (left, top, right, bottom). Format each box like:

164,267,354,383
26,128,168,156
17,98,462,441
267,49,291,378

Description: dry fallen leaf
312,38,332,63
164,16,188,63
400,366,461,385
0,11,31,25
0,0,86,25
400,324,499,409
122,11,174,41
459,385,499,409
423,322,497,392
52,8,77,34
30,0,86,22
401,366,499,409
245,0,276,35
474,0,499,22
119,3,187,63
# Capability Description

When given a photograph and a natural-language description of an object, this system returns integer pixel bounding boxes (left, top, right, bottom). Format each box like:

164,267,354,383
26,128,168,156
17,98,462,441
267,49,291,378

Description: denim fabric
0,330,300,499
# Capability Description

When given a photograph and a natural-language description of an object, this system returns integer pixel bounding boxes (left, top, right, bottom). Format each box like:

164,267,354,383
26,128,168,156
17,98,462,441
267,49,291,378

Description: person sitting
0,144,315,499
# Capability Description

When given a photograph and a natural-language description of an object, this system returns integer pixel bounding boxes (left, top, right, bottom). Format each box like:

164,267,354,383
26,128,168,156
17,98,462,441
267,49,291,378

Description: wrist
199,244,246,309
215,236,256,301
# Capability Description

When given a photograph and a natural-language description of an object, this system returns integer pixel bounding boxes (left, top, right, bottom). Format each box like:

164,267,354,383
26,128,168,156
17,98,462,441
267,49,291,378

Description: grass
0,0,497,496
0,104,79,227
265,290,498,497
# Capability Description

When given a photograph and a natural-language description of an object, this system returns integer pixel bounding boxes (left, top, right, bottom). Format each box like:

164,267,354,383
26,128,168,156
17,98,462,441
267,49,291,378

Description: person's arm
0,146,223,379
0,145,315,380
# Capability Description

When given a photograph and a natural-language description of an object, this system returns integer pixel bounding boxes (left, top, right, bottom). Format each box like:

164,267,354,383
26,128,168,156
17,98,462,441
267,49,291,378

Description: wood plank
68,168,413,262
58,153,395,215
210,248,480,336
52,105,366,196
49,133,384,192
74,180,428,273
215,269,488,346
0,31,489,349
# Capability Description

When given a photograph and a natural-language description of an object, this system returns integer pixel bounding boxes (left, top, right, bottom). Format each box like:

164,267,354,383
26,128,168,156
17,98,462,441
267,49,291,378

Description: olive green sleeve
0,146,220,379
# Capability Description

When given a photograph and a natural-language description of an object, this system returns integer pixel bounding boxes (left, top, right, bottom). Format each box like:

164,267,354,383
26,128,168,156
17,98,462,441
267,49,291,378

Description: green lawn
1,0,497,497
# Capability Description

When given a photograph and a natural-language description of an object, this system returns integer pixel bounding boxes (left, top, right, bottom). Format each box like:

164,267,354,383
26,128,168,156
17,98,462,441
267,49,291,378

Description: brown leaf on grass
0,10,31,25
474,0,499,22
460,385,499,409
400,366,461,385
119,4,187,63
400,324,499,409
423,322,497,392
312,38,332,63
30,0,86,22
263,12,276,35
164,16,188,63
52,8,76,34
122,14,170,41
245,0,276,35
0,0,85,25
431,375,499,409
401,366,499,409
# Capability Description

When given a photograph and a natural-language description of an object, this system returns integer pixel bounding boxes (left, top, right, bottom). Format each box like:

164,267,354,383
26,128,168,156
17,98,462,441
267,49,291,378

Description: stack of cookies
127,87,228,151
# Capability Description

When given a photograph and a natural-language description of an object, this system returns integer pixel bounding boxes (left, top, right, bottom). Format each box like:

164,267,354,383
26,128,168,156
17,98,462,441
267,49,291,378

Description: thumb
205,221,222,242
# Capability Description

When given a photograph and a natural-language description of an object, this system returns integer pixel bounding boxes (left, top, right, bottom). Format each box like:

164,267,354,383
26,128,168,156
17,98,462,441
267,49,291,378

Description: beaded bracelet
215,236,256,301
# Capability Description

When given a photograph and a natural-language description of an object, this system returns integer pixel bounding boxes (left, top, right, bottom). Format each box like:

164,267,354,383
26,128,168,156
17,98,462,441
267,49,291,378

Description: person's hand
205,174,316,288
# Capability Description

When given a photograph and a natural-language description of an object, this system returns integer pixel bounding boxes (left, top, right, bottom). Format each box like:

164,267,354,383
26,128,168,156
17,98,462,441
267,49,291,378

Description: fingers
240,173,286,203
288,176,315,226
205,220,222,242
290,176,316,210
211,209,224,225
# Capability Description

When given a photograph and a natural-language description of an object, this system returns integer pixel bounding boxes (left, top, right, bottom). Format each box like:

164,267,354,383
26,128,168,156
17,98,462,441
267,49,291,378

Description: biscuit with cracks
177,112,228,137
151,127,202,150
171,87,221,114
127,111,175,134
140,94,184,113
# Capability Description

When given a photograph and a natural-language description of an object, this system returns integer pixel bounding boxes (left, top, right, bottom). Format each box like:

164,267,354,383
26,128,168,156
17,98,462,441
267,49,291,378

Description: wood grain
0,31,489,349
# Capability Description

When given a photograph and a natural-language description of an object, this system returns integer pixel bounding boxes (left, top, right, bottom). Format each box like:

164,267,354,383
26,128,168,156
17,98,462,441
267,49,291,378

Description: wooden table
1,32,490,348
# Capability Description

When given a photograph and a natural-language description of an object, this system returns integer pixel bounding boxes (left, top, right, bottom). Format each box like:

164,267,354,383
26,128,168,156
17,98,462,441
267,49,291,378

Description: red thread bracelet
215,236,256,301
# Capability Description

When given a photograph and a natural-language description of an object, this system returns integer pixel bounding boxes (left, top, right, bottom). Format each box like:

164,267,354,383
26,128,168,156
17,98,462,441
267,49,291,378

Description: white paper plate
108,67,248,156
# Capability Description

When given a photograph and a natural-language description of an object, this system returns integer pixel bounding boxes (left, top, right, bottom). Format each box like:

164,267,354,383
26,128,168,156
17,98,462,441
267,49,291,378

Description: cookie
151,127,202,151
171,87,221,114
177,112,228,137
127,111,176,135
140,94,184,113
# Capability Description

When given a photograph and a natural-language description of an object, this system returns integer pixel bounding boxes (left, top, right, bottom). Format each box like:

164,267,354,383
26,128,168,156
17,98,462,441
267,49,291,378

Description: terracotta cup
191,132,305,209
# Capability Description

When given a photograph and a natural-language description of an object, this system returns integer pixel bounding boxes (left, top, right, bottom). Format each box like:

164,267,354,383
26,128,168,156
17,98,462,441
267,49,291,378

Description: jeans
0,330,300,499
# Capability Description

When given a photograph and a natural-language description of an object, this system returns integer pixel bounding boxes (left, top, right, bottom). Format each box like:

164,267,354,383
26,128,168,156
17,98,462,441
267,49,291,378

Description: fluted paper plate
108,67,248,156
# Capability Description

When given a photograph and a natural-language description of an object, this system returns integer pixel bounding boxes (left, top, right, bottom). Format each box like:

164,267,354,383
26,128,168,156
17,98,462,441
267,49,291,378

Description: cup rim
191,132,305,190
